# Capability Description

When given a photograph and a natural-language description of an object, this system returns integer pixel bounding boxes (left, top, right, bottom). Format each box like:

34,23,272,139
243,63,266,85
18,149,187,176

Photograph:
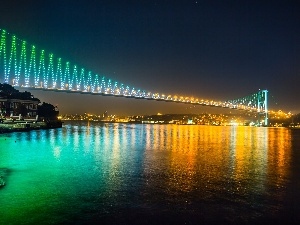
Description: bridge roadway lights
25,87,268,117
13,85,268,120
0,29,268,117
24,86,266,113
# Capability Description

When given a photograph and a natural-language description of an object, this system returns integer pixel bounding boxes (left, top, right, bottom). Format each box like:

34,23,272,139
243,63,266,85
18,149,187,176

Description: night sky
0,0,299,115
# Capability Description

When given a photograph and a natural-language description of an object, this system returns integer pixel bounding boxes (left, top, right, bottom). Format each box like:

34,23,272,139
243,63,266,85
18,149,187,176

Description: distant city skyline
1,0,299,114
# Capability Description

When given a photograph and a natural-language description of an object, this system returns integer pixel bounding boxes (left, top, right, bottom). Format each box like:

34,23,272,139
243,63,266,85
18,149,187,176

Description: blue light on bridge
0,28,268,125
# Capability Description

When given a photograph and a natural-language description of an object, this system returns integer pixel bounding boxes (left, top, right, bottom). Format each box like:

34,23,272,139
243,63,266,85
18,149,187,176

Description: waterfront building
0,97,40,117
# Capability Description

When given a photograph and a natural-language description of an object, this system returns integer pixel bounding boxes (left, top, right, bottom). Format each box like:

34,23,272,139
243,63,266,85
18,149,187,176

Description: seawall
0,120,62,133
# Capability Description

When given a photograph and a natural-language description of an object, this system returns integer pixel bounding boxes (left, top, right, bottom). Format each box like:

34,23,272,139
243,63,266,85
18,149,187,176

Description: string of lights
0,28,268,118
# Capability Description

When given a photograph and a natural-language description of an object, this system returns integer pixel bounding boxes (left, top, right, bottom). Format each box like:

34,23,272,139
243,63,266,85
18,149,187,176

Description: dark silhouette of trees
0,83,18,96
38,102,59,119
14,104,28,117
0,83,39,100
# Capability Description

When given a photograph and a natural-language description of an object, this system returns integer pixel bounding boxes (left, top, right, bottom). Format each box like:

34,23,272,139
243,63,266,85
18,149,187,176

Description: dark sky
0,0,299,115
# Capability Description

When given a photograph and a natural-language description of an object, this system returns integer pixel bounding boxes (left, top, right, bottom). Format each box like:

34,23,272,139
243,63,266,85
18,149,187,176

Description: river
0,121,299,224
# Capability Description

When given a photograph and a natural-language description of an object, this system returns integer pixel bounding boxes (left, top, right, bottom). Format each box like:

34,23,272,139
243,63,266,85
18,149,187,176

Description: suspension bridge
0,29,268,125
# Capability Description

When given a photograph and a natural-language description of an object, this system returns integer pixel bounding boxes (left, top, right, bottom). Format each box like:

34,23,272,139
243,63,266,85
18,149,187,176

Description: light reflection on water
0,122,296,224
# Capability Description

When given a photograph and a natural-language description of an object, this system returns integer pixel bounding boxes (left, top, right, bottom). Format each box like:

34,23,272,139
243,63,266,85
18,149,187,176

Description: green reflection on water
0,123,293,224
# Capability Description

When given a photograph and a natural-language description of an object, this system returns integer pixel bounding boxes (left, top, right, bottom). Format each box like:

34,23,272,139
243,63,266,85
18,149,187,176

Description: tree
38,102,59,119
0,83,19,96
0,83,39,101
14,103,28,117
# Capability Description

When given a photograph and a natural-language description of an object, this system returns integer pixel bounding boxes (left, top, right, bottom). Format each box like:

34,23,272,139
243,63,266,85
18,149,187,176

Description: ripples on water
0,122,299,224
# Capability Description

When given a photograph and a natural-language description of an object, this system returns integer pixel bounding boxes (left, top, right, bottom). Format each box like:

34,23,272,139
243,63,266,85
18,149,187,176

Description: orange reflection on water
268,128,292,187
143,125,292,197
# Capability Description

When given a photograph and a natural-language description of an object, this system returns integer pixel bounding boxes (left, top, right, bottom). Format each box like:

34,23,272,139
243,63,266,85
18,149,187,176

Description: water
0,122,299,224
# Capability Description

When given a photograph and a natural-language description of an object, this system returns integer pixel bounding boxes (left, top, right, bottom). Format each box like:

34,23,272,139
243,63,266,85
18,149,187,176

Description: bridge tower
257,90,268,126
228,89,268,126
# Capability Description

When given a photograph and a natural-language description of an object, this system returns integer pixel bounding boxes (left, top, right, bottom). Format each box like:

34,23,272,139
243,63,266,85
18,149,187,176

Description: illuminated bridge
0,29,268,125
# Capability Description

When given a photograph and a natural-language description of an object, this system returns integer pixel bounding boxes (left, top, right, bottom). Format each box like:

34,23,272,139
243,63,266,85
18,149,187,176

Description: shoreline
1,120,298,133
62,120,300,128
0,120,62,134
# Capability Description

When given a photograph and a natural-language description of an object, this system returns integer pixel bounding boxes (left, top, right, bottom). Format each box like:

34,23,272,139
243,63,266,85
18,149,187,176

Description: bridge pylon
228,89,268,126
257,90,268,126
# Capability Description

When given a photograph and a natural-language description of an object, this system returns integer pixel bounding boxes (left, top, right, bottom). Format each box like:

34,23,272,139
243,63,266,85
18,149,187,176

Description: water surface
0,122,299,224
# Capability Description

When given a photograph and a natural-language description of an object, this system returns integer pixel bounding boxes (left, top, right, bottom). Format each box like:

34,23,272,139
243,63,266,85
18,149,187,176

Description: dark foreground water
0,122,299,225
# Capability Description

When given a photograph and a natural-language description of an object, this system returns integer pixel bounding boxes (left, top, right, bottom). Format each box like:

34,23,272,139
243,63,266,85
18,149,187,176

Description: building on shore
0,83,40,118
0,97,40,117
